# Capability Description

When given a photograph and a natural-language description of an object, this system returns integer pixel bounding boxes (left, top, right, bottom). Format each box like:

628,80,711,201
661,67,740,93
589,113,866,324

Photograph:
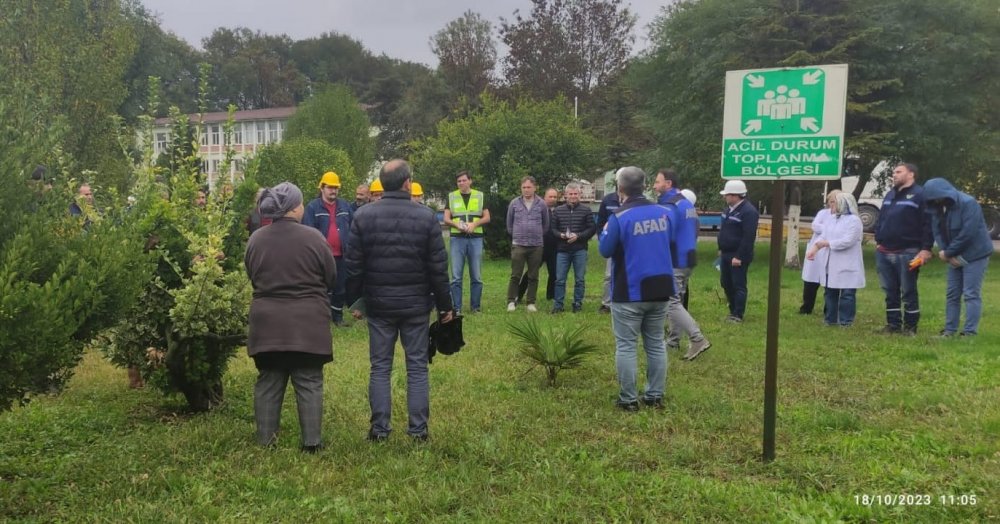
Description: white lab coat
801,208,833,283
817,213,866,289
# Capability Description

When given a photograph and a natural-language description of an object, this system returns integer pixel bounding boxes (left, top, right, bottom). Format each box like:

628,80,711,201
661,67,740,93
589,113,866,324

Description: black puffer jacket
550,202,597,252
345,191,453,318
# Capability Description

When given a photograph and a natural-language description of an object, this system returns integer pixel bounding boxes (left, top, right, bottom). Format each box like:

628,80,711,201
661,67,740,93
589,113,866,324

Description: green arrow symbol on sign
800,117,819,132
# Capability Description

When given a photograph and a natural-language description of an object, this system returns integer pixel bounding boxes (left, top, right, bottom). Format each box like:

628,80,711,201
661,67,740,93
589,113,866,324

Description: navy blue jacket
923,178,994,264
658,189,698,269
302,197,353,256
717,198,759,262
345,191,452,318
596,192,620,229
874,183,933,252
598,196,674,302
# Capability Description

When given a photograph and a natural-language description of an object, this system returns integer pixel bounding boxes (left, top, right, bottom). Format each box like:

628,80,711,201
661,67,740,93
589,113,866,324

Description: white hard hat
680,189,697,205
720,180,748,196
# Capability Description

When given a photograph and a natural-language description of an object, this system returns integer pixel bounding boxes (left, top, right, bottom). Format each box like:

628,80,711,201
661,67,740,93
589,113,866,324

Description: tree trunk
784,182,802,269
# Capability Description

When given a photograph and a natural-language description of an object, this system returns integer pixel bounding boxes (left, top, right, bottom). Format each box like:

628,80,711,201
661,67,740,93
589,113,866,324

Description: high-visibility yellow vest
448,189,485,234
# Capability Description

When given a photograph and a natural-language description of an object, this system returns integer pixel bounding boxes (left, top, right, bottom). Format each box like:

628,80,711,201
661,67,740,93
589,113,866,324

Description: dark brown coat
244,217,336,357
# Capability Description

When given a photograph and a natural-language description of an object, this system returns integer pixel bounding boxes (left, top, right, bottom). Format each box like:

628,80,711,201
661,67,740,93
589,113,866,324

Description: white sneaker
526,304,537,313
507,301,516,312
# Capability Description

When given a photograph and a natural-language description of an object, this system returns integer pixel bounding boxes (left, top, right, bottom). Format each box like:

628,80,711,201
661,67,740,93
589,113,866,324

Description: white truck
838,174,1000,239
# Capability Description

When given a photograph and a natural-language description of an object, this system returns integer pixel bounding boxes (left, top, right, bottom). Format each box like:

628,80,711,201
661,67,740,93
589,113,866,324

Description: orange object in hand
908,256,924,271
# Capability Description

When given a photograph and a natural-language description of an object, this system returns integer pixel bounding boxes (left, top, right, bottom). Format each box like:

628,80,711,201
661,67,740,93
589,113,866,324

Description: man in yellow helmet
302,171,354,326
443,170,491,314
369,179,384,201
411,182,424,204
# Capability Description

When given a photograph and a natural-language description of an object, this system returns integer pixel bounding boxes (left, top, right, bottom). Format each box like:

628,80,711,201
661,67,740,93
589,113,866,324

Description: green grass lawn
2,241,998,522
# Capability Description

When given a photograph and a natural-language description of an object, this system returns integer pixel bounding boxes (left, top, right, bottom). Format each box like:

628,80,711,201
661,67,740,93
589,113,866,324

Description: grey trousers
667,268,706,347
367,314,431,436
254,366,324,447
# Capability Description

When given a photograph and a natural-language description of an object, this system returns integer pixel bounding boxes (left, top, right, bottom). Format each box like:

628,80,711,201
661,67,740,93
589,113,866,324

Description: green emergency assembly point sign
721,64,848,180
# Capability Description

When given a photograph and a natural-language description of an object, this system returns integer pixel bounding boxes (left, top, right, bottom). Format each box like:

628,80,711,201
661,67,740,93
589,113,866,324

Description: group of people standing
245,161,453,451
242,159,991,450
798,163,992,337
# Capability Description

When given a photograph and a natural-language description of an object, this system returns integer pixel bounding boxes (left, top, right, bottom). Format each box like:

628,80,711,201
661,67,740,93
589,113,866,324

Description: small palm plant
507,318,601,387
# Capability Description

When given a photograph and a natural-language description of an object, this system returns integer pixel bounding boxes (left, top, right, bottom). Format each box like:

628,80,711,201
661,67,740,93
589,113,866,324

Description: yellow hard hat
369,179,383,192
411,182,423,197
318,171,341,188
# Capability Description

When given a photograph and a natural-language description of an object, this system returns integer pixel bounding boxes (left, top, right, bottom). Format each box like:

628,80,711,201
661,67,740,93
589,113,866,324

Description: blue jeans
719,254,750,319
824,288,857,326
876,249,921,330
944,256,989,335
450,236,483,313
367,315,431,437
611,301,669,403
554,249,588,310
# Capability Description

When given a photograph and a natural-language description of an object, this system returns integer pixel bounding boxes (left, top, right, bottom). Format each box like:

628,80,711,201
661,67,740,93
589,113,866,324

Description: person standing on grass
346,159,454,442
245,182,336,453
518,187,560,303
653,169,711,361
599,166,674,411
302,171,354,327
443,170,490,314
874,163,934,335
806,193,865,327
596,185,621,314
717,179,759,323
923,178,993,337
550,182,596,313
506,176,549,313
800,190,840,315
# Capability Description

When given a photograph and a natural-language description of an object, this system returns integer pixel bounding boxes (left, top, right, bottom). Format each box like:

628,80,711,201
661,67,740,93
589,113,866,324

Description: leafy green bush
0,93,153,411
255,137,357,198
97,102,251,411
507,318,600,386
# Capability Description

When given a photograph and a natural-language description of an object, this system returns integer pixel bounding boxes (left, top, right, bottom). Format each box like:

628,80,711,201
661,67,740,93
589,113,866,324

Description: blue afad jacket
302,197,353,254
922,178,993,264
598,197,675,302
658,189,698,269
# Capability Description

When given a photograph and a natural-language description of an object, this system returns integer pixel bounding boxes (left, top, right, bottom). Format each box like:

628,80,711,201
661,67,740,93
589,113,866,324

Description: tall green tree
1,0,138,190
202,27,308,110
430,11,497,103
284,85,376,177
500,0,636,100
412,95,604,256
119,5,201,120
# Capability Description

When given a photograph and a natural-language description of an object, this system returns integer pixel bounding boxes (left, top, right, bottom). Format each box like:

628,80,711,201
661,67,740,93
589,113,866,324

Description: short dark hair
899,162,919,176
656,168,679,186
380,160,411,192
456,170,471,182
520,176,536,186
616,167,646,197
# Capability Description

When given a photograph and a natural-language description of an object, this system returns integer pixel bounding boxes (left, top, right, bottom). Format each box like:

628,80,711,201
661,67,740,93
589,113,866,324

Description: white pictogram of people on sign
756,85,806,121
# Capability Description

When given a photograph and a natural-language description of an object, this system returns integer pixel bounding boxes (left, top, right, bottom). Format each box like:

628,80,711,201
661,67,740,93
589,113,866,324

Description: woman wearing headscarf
806,192,865,327
244,182,336,452
800,189,840,314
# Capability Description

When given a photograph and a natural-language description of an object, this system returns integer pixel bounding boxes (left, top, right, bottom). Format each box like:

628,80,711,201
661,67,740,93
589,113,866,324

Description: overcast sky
140,0,669,67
